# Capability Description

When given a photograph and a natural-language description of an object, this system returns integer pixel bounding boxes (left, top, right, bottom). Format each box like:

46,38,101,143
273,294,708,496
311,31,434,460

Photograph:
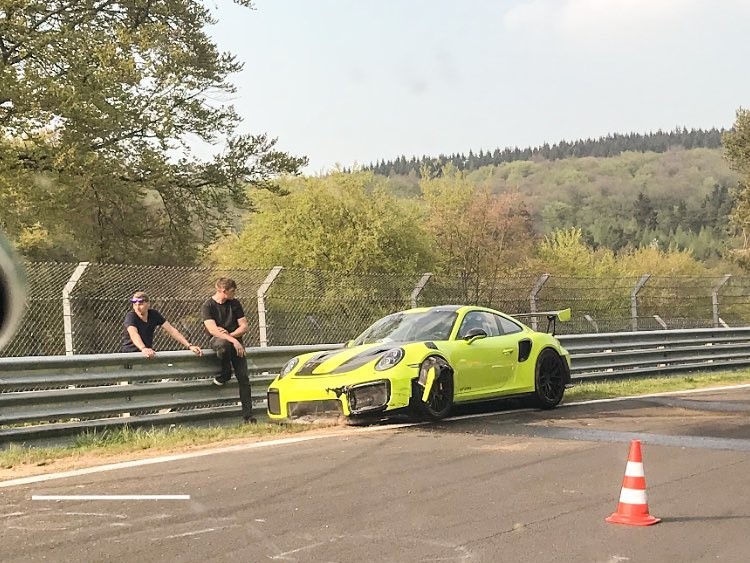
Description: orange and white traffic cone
606,439,660,526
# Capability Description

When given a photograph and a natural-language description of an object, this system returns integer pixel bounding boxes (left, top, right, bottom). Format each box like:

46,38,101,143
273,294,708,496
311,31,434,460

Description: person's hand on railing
232,339,246,357
141,347,156,359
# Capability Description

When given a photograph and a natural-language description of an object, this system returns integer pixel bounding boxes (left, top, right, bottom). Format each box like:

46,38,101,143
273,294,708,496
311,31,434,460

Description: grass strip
0,420,338,471
565,371,750,402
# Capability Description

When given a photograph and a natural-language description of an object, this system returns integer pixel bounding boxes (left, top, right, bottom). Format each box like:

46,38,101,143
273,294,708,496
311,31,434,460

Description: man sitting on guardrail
201,278,256,424
122,291,203,359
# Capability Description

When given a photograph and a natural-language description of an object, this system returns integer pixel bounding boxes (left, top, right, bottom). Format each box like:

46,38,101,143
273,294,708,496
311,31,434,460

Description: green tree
617,245,709,277
0,0,306,263
725,108,750,262
531,227,618,276
540,201,577,233
211,172,436,273
633,192,658,230
420,165,534,301
725,109,750,178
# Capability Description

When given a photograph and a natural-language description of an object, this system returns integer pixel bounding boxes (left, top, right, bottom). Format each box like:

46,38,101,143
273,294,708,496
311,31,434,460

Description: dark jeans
210,337,253,418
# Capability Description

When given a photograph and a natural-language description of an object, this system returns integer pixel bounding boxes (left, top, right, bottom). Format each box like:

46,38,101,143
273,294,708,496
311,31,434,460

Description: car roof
400,304,477,315
399,305,523,320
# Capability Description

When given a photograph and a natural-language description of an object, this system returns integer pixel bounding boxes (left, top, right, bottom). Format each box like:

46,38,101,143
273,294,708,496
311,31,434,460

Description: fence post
653,315,668,329
63,262,90,356
257,266,283,347
712,274,732,328
584,314,599,332
529,274,550,330
631,274,651,331
410,272,432,308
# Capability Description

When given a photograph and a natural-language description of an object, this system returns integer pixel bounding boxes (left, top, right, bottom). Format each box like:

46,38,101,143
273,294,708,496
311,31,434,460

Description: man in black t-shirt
201,277,255,423
123,291,202,358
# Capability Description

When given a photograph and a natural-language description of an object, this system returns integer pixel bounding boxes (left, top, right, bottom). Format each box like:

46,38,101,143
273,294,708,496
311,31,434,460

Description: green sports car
266,305,572,422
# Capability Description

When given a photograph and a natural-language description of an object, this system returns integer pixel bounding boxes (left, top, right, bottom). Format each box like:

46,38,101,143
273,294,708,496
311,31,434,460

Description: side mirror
0,234,26,352
463,328,487,343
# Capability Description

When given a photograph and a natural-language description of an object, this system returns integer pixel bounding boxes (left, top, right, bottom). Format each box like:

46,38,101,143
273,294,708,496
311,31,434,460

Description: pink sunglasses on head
130,298,147,304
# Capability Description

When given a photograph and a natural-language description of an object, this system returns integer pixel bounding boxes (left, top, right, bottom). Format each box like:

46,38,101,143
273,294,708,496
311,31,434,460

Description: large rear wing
510,308,571,336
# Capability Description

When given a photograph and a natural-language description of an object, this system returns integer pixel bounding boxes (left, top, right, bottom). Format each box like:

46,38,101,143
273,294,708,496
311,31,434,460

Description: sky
207,0,750,174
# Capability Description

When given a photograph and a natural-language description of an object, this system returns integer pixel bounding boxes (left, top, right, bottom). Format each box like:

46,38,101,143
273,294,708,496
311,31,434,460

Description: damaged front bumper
267,374,413,421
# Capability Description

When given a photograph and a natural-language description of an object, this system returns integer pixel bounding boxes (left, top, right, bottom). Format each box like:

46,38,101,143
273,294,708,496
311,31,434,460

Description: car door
449,311,520,400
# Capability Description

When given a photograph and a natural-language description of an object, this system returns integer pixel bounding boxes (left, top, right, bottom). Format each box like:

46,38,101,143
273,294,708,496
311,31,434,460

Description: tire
533,348,566,409
414,357,454,421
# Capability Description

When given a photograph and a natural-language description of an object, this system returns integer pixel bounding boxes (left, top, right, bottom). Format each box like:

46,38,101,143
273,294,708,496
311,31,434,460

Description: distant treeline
364,127,726,177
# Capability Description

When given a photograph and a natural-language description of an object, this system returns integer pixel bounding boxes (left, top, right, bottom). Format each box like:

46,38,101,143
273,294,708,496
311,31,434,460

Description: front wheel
414,357,454,421
533,349,566,409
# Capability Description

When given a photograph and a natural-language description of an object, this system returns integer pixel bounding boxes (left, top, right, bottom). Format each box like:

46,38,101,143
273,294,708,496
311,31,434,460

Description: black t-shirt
201,298,245,340
122,310,166,352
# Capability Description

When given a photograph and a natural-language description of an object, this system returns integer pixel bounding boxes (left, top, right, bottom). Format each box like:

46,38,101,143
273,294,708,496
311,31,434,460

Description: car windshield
353,310,458,345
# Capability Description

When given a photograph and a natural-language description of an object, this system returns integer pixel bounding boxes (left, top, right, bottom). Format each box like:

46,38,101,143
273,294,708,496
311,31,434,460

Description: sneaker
212,377,227,386
243,416,258,424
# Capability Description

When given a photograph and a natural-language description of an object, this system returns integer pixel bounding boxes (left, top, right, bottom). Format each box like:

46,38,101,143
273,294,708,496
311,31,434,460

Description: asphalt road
2,386,750,563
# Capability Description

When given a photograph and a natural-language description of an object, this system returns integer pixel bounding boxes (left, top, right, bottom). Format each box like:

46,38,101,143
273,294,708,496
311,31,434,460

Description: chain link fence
3,263,81,357
67,263,270,355
5,262,750,357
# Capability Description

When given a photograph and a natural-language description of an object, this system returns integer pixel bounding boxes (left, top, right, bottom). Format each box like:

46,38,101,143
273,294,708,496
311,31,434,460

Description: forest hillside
377,147,739,261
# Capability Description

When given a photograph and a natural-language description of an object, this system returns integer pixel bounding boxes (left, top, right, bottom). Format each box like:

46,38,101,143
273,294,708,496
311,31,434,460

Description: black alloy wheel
416,357,454,421
533,349,566,409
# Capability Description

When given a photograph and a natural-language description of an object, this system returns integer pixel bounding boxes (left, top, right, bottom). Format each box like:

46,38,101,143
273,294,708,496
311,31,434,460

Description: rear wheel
414,357,454,421
533,349,566,409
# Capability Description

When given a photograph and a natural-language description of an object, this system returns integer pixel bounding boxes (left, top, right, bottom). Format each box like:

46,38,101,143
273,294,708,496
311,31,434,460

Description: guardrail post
631,274,651,331
712,274,731,328
529,273,550,330
63,262,90,356
257,266,283,347
410,272,432,308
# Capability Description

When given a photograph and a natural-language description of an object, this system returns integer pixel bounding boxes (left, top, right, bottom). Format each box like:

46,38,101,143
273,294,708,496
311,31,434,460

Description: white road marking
64,512,128,518
268,533,473,562
32,495,190,501
1,384,746,490
243,517,285,555
564,383,750,406
270,538,336,560
7,525,68,531
451,383,750,421
161,525,236,539
0,512,26,518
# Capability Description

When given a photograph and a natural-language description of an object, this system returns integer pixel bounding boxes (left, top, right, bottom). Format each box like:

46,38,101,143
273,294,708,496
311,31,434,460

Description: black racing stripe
296,350,346,375
296,342,414,376
328,342,410,374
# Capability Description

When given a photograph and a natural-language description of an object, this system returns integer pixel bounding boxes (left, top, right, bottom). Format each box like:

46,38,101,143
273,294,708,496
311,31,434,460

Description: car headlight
375,348,404,371
279,357,299,379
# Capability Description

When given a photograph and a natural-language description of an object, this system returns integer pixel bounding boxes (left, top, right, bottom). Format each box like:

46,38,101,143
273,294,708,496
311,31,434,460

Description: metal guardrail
3,328,750,446
0,344,343,446
562,327,750,378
